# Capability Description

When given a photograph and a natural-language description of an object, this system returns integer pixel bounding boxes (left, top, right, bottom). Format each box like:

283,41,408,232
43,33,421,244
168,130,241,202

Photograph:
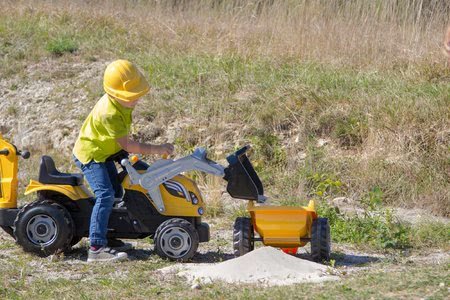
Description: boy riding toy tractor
0,135,330,262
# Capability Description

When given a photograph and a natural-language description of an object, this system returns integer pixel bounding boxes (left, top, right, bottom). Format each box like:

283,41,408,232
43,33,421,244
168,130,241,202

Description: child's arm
117,136,174,156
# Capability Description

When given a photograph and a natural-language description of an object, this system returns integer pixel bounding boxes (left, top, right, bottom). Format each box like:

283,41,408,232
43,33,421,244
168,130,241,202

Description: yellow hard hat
103,59,150,102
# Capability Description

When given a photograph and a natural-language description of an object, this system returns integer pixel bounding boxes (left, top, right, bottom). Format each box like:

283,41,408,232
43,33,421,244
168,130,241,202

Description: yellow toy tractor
0,134,330,262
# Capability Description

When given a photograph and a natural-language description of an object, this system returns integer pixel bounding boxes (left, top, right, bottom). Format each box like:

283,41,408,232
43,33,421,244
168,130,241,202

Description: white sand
159,247,338,286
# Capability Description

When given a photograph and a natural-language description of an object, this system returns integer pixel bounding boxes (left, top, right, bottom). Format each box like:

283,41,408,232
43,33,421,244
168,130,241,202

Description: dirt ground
1,219,448,283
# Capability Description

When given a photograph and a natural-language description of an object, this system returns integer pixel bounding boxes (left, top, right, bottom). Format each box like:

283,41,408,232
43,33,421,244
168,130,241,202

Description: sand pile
159,247,338,286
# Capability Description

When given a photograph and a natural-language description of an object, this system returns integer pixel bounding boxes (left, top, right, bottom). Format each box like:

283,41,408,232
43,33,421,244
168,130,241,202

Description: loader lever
0,146,30,158
18,150,30,159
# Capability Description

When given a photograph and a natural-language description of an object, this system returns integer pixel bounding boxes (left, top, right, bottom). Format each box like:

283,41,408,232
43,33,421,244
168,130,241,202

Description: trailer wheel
154,218,199,262
13,200,74,257
233,217,254,257
311,217,331,262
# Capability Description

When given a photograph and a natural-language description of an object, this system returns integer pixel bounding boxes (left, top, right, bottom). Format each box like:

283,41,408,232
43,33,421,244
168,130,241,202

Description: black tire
154,218,199,262
1,226,14,239
310,217,331,262
13,200,74,257
233,217,254,257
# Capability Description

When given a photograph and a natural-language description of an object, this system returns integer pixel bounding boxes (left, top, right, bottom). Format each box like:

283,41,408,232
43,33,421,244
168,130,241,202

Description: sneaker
107,239,133,252
87,247,128,263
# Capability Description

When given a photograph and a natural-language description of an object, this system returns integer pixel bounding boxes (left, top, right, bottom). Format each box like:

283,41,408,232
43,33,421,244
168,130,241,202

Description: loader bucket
224,146,265,202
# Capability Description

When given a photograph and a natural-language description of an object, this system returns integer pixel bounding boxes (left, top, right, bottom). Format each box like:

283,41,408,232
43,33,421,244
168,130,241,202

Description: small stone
191,283,202,290
298,152,307,160
48,254,60,262
317,138,329,147
439,282,445,288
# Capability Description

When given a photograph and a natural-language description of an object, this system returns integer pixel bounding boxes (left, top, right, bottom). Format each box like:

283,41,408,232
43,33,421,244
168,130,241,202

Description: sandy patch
159,246,338,286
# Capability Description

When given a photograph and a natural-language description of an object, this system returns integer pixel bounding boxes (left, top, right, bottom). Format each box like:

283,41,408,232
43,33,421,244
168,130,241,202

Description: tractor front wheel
310,217,331,262
154,218,199,262
233,217,254,257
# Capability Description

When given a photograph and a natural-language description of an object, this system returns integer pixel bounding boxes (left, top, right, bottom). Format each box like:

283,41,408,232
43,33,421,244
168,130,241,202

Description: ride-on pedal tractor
0,133,330,262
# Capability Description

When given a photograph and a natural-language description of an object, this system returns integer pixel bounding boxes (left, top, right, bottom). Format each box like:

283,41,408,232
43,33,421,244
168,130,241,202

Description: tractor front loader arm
121,148,225,212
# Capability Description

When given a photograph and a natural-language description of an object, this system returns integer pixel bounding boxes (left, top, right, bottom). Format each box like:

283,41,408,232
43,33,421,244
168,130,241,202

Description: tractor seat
39,155,84,186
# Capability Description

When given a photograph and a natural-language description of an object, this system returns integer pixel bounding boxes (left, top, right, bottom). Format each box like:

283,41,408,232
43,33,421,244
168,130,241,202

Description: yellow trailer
226,147,330,262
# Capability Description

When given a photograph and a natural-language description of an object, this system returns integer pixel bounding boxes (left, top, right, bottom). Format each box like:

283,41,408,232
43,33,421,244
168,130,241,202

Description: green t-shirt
73,94,132,164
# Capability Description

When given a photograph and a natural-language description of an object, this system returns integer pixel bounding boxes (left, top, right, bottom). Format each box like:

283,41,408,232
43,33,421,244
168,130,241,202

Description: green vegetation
0,1,448,297
319,201,411,249
6,105,18,116
315,184,449,250
45,36,78,56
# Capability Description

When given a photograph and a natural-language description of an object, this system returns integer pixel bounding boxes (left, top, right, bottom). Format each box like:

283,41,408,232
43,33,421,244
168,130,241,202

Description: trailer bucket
248,201,317,248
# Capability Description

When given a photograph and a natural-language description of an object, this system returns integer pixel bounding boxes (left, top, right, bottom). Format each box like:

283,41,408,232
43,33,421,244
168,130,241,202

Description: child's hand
157,143,174,156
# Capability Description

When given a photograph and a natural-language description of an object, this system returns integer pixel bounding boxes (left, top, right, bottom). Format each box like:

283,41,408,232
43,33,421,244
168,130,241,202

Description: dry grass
2,0,449,67
0,0,449,215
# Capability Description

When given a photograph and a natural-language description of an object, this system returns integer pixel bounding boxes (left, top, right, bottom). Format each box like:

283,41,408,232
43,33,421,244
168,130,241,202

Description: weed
317,187,414,249
410,221,450,249
317,186,419,250
230,202,250,219
306,172,343,199
46,36,78,56
142,110,157,122
174,134,197,154
318,200,412,249
333,113,368,148
249,131,286,168
7,105,18,116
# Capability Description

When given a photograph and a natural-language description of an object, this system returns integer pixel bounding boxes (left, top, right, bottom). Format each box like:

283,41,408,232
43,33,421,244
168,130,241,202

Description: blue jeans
73,156,123,247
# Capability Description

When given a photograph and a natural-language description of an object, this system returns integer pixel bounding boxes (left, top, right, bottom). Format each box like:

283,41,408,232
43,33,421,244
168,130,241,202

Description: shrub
306,172,343,199
318,201,412,249
46,37,78,56
409,221,450,249
250,131,286,167
333,113,368,148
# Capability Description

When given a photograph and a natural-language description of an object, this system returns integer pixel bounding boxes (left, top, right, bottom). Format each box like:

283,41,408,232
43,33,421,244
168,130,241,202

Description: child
73,60,174,262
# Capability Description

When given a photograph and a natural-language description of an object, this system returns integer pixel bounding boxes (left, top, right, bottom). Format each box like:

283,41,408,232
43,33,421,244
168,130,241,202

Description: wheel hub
36,224,48,235
160,227,191,258
26,214,58,246
169,236,183,249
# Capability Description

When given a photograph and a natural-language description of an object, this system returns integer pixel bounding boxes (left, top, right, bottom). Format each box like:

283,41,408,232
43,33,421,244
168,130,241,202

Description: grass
0,243,448,299
45,36,78,56
0,2,449,296
320,200,448,250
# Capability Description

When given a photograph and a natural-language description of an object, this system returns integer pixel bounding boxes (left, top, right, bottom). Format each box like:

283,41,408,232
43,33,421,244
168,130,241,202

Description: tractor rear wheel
13,200,74,257
154,218,199,262
233,217,254,257
310,217,331,262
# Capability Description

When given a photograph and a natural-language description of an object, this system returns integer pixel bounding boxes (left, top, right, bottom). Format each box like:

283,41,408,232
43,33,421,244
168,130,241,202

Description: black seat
39,155,84,186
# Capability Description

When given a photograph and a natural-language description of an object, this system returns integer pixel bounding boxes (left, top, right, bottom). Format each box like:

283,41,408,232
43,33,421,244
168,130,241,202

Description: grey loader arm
121,148,225,212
